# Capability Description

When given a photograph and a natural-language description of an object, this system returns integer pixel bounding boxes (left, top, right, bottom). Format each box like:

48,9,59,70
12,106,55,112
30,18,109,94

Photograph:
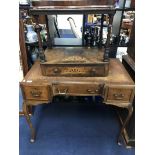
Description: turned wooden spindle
34,15,46,62
45,15,53,48
99,14,104,48
106,13,114,47
104,13,114,62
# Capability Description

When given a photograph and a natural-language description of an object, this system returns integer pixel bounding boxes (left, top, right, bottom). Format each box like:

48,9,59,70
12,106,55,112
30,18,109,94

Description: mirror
48,14,83,46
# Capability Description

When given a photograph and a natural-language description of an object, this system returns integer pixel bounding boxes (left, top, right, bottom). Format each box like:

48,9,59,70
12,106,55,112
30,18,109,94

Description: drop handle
56,88,68,95
87,89,99,94
31,90,42,97
113,94,124,100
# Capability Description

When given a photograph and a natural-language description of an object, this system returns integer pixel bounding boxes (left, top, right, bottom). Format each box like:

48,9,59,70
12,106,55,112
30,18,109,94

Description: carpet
19,94,135,155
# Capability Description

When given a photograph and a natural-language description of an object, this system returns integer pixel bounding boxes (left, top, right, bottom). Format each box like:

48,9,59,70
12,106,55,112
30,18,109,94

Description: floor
59,29,76,38
19,91,135,155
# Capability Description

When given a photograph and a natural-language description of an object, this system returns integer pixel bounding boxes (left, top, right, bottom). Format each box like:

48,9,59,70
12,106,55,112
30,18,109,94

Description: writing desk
20,58,134,145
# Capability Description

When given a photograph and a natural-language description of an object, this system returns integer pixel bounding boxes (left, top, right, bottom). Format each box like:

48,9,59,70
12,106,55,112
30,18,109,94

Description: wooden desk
20,58,134,145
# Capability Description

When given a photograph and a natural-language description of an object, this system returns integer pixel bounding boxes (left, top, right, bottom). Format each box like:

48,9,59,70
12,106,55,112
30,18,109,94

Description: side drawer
21,85,51,101
52,82,104,96
104,86,134,103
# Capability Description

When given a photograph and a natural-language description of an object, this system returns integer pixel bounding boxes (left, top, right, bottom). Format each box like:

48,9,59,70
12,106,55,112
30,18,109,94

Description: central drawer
40,63,109,77
52,82,104,96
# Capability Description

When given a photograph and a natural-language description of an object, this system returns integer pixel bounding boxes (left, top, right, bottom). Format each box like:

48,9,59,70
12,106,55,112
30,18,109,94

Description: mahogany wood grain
29,0,116,15
31,0,115,7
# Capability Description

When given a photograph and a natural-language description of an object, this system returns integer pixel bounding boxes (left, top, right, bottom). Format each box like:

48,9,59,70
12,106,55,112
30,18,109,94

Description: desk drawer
22,85,50,101
105,87,134,103
41,64,109,77
52,83,104,96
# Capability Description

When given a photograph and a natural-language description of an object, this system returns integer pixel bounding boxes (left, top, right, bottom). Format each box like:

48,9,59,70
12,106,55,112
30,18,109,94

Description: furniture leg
23,102,36,143
117,104,133,146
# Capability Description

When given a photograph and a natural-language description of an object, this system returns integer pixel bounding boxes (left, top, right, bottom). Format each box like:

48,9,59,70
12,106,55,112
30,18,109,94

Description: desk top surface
22,58,134,86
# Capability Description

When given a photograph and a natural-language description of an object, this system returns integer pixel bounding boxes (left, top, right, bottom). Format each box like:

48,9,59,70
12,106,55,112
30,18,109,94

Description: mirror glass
48,14,83,46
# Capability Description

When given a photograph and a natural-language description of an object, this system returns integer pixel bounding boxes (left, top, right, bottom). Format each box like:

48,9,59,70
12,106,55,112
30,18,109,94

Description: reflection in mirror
48,14,83,46
57,15,82,38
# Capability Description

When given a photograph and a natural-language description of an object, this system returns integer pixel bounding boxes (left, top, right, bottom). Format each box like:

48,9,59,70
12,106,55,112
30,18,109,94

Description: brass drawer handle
113,94,124,100
56,88,68,95
87,89,99,94
53,68,60,73
31,90,42,97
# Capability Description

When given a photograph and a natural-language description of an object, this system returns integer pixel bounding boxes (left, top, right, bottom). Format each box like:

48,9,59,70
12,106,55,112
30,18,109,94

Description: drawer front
52,83,104,96
22,85,50,101
40,64,109,77
105,87,134,103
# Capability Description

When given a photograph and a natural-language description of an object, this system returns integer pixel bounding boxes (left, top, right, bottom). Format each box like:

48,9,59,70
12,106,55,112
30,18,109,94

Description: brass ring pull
31,90,42,97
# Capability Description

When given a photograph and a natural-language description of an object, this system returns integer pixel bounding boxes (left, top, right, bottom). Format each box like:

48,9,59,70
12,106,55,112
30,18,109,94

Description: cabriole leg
117,104,133,146
23,102,36,143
